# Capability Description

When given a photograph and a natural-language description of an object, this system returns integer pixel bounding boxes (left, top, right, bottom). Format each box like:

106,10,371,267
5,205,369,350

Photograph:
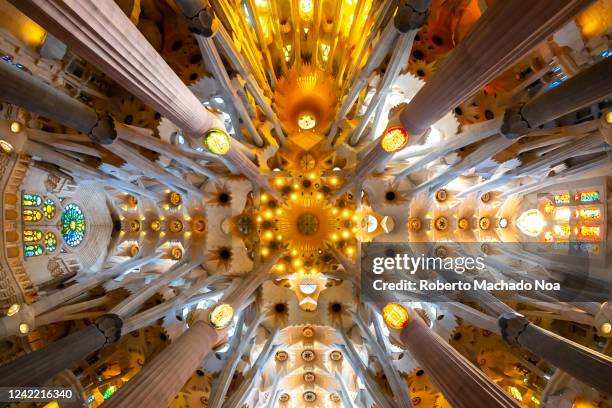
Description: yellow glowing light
10,121,22,133
204,129,231,155
606,111,612,124
264,210,273,219
261,193,269,203
507,386,522,401
320,43,331,62
341,209,351,219
291,249,299,256
171,247,183,260
255,0,268,7
298,112,317,130
275,178,284,186
553,207,571,222
290,193,299,201
276,263,286,272
299,0,314,17
330,177,339,186
0,140,14,154
7,304,20,316
293,259,303,268
346,246,355,256
341,230,350,239
316,193,323,200
261,247,270,256
209,304,234,329
600,322,612,334
331,233,339,241
19,323,30,334
331,208,339,215
516,209,546,237
382,303,409,330
308,172,316,180
381,127,409,153
275,209,283,216
293,183,300,190
264,231,274,240
256,216,263,223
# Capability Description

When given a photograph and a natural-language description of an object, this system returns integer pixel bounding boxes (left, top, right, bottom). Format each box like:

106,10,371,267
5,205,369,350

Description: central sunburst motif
258,175,359,274
277,196,339,253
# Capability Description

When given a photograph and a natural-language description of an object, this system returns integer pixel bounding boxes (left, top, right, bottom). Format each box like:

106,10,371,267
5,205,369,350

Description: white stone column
11,0,223,138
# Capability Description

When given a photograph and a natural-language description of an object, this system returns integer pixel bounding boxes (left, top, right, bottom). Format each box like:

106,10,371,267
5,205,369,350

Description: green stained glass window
61,203,86,247
24,244,44,257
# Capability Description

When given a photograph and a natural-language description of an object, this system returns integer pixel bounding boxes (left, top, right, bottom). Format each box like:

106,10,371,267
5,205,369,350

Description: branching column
0,60,115,143
499,313,612,395
399,311,521,408
103,261,274,408
11,0,221,137
398,0,592,138
0,314,122,386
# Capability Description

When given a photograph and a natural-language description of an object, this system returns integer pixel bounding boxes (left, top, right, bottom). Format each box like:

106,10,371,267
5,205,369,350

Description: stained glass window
24,244,44,257
574,191,600,202
553,193,570,205
43,198,56,219
575,207,601,220
23,230,42,242
61,203,86,247
22,193,42,207
44,232,57,253
23,209,43,222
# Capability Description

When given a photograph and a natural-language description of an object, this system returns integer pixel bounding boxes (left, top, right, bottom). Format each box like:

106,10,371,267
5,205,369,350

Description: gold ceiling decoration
275,65,338,136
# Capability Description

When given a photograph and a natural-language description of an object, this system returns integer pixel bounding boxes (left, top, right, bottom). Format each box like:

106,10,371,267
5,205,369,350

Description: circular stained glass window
61,203,86,247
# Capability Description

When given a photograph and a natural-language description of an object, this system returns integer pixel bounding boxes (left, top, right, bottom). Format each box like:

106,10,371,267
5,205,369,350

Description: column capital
394,0,430,32
94,314,123,345
498,312,530,346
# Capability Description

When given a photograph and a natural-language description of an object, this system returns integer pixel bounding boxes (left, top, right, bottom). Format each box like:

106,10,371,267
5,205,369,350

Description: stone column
103,138,204,198
0,254,158,338
115,123,217,179
352,311,412,408
0,60,116,144
398,0,592,138
102,319,220,408
11,0,222,138
0,314,122,386
338,331,397,408
499,313,612,395
22,139,158,199
103,260,275,408
502,57,612,137
399,311,521,408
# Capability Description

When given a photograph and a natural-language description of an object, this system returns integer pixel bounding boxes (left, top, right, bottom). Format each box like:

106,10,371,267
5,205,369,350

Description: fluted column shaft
521,57,612,129
103,265,273,408
102,320,220,408
499,313,612,395
0,60,115,143
398,0,592,137
11,0,220,137
0,314,122,386
399,312,521,408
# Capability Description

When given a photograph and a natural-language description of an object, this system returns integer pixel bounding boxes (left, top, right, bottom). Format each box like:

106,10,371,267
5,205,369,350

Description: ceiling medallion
381,126,409,152
301,349,316,362
434,216,449,231
382,303,410,330
203,129,231,155
435,189,448,202
275,350,289,362
208,303,234,330
303,391,317,402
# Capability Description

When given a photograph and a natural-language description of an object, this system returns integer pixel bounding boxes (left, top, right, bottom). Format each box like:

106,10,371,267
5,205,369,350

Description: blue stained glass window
61,203,86,247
